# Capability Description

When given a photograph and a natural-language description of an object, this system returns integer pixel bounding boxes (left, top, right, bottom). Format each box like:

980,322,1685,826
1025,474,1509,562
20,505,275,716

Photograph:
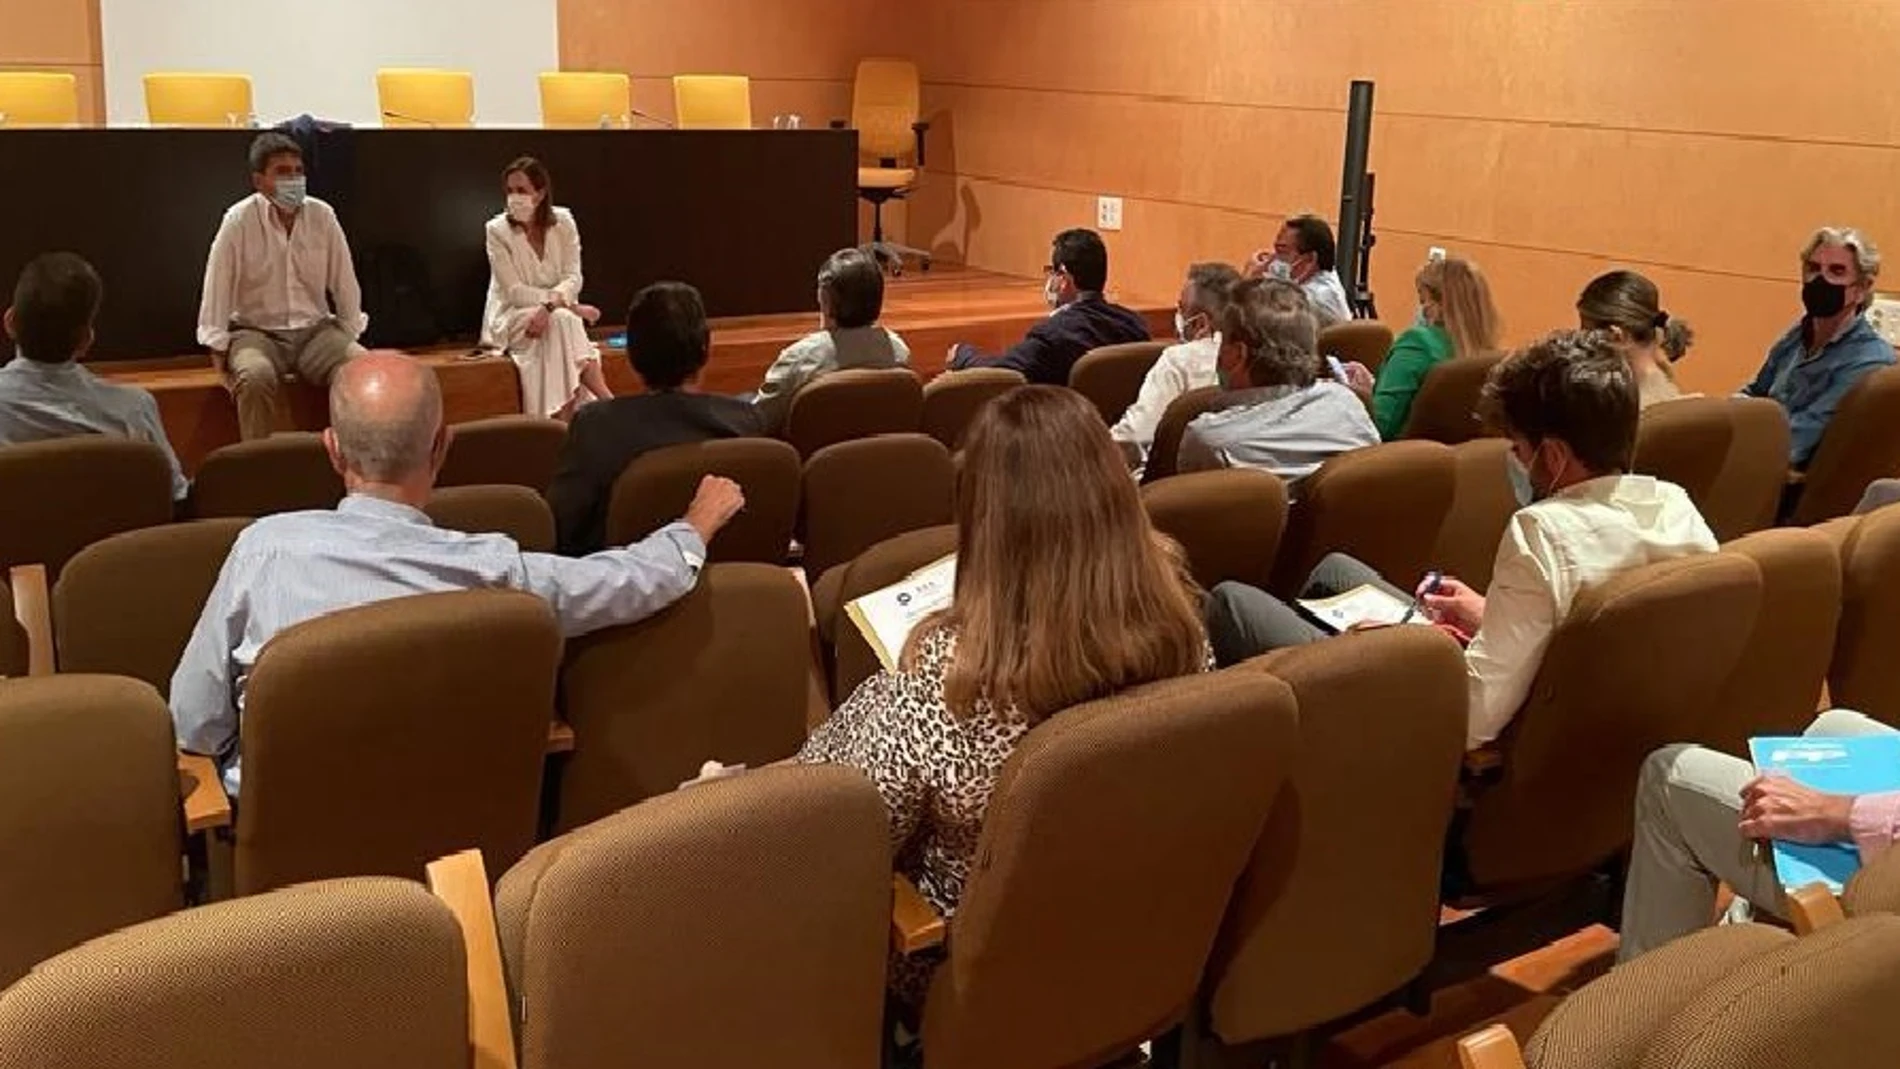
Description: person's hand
1341,360,1376,396
526,306,551,338
209,349,230,382
575,303,602,325
683,475,745,545
1739,774,1856,844
1243,250,1272,279
1419,575,1484,633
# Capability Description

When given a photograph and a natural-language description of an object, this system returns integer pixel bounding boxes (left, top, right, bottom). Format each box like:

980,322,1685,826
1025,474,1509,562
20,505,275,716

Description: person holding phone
1204,329,1716,751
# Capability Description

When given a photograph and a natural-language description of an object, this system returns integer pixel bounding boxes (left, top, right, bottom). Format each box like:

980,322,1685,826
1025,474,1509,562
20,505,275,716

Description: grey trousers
1204,553,1411,667
1618,708,1897,961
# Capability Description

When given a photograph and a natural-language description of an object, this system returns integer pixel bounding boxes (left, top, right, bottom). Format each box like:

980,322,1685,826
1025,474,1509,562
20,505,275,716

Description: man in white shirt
1204,330,1717,750
198,132,368,440
1178,277,1380,484
1244,214,1352,326
1110,261,1240,471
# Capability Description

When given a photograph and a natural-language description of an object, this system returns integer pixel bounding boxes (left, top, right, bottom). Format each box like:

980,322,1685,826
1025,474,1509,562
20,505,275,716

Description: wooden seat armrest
177,752,232,833
8,564,53,677
546,721,575,754
1787,880,1847,934
427,850,518,1069
892,874,945,955
1787,468,1807,486
1457,1024,1528,1069
1463,746,1503,777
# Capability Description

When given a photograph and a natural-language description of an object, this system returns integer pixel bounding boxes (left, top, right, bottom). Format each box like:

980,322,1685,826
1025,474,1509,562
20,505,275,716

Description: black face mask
1802,275,1849,319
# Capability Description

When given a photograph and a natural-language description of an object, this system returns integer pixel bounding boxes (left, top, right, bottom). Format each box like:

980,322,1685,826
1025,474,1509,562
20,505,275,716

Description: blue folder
1749,734,1900,893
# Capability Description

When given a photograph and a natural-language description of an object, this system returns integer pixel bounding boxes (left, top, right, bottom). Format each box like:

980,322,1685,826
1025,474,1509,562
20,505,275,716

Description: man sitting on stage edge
946,228,1149,385
546,281,764,556
170,353,745,795
1203,329,1717,751
198,132,370,441
0,252,188,500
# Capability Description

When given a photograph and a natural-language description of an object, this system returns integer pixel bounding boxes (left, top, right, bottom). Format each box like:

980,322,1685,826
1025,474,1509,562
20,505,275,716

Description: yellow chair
375,68,474,128
672,74,752,130
144,73,254,127
852,58,931,274
539,71,631,128
0,72,79,127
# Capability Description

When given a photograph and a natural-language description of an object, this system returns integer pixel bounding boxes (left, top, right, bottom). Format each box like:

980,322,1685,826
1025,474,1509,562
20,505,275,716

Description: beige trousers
226,321,365,440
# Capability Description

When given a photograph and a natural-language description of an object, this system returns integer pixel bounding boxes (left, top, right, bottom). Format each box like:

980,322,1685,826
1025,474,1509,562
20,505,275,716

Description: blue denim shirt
1745,315,1896,467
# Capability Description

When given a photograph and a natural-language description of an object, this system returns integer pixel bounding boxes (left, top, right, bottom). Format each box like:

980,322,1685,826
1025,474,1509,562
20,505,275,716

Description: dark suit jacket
547,390,765,556
948,292,1151,385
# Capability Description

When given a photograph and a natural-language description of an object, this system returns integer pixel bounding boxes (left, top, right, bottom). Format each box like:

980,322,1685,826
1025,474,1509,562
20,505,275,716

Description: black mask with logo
1802,274,1850,319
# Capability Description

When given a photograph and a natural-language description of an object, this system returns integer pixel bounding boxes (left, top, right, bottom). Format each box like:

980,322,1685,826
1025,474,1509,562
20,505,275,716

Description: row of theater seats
8,515,1900,1065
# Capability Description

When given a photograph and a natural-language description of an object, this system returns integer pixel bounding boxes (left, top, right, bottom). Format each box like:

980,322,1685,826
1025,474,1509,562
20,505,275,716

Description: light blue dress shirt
170,494,707,793
1744,315,1897,468
1179,380,1382,487
0,356,188,500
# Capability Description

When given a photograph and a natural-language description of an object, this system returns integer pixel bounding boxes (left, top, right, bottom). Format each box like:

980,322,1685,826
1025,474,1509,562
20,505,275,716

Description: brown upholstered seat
1317,320,1393,375
51,519,249,696
497,766,890,1069
186,432,344,519
916,670,1298,1069
234,589,563,894
1791,365,1900,525
436,414,567,492
1699,528,1841,755
1203,628,1467,1049
811,524,956,705
1458,553,1759,893
1142,386,1224,484
1633,396,1732,523
1069,341,1167,425
606,438,801,564
555,564,812,832
1140,468,1288,590
1399,352,1502,445
1703,397,1790,541
0,878,469,1069
1430,438,1517,591
1270,440,1459,596
1844,843,1900,917
781,367,923,458
1826,504,1900,725
0,437,175,579
921,368,1024,449
423,484,556,552
799,434,954,579
0,675,184,989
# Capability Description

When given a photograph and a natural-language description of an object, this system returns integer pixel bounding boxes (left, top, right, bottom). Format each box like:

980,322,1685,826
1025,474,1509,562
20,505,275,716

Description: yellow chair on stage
144,73,254,127
539,71,632,128
375,68,475,128
0,72,80,127
672,74,752,130
853,58,931,274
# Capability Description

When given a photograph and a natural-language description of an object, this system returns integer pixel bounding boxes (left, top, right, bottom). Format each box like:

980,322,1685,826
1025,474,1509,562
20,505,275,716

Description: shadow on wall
906,105,977,266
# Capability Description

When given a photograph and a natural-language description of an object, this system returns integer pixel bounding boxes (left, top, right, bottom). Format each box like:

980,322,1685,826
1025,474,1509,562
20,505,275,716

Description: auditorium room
6,0,1900,1066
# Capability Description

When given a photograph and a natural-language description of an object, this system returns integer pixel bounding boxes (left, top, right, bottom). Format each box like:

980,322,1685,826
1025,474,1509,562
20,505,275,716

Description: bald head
327,353,444,483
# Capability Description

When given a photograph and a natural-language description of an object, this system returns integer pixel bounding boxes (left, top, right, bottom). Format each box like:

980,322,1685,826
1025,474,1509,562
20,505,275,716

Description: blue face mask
1506,451,1537,507
271,175,307,212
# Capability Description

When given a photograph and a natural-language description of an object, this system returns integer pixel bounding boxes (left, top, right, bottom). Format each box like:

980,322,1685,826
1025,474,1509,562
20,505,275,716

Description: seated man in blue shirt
1742,225,1897,470
946,228,1149,385
171,352,745,794
0,252,188,500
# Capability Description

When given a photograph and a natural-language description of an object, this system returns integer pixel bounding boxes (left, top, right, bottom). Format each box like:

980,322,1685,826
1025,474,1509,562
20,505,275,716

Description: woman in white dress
483,156,612,419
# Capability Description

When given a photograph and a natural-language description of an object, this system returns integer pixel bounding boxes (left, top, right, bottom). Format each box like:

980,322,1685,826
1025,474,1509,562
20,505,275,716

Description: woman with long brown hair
1365,255,1501,438
482,156,614,419
798,385,1210,930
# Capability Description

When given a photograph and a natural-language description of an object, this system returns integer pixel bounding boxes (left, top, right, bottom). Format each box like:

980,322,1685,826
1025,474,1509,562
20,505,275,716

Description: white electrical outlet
1097,196,1124,232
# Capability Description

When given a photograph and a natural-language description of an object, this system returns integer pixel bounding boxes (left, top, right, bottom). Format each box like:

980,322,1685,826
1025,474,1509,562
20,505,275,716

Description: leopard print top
799,624,1212,920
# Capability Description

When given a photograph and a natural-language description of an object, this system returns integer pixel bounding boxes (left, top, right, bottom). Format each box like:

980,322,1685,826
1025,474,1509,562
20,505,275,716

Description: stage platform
99,267,1174,473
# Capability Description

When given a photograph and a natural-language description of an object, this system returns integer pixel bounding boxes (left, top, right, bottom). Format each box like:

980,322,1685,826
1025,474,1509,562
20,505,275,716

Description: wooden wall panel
900,0,1900,393
0,0,104,123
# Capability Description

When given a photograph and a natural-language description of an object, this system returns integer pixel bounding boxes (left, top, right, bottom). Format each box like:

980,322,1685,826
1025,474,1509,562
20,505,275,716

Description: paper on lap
1296,583,1419,634
844,554,956,671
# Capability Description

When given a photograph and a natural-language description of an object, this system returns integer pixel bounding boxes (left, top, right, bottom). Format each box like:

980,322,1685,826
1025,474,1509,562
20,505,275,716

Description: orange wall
0,0,104,123
893,0,1900,394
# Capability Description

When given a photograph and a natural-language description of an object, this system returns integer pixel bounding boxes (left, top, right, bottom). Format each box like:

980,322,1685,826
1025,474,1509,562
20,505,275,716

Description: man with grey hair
1177,276,1378,481
171,353,744,794
749,246,910,433
1743,225,1896,469
1110,261,1241,471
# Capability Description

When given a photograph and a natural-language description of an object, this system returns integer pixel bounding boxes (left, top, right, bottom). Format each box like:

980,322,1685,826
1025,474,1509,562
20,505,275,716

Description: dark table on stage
0,127,858,360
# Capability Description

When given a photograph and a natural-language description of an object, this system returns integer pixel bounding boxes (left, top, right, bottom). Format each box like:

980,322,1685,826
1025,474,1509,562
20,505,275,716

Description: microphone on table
380,109,442,128
625,107,675,129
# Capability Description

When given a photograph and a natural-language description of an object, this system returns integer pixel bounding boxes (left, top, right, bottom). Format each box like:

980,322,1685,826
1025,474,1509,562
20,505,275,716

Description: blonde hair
1802,226,1883,312
1577,269,1693,373
1416,257,1499,361
903,386,1207,723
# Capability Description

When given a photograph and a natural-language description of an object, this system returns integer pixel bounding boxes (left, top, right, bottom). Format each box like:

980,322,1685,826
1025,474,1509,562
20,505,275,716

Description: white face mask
1174,311,1190,341
270,175,307,212
506,192,537,223
1043,273,1063,309
1266,258,1295,282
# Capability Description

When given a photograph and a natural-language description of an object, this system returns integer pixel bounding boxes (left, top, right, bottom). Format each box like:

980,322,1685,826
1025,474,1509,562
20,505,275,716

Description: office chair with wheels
144,73,254,126
376,69,475,127
847,59,930,276
0,72,80,127
673,75,753,129
540,71,631,128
